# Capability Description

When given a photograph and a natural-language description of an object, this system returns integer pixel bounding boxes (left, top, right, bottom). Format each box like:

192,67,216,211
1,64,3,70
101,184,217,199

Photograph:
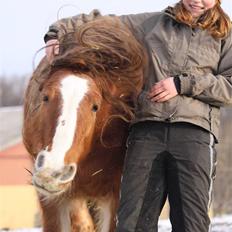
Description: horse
23,16,146,232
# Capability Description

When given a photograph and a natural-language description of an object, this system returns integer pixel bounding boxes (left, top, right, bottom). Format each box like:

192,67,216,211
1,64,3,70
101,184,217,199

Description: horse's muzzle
32,154,77,196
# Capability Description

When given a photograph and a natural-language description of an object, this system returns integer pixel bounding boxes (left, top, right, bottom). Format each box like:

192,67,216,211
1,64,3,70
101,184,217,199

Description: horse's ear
77,59,87,66
39,83,44,92
75,63,90,72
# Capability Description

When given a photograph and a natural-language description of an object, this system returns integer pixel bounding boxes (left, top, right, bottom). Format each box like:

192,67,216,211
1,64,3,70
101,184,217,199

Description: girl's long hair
173,0,231,38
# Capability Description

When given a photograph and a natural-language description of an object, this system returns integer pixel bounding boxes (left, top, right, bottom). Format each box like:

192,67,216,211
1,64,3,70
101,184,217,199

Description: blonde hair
173,0,232,38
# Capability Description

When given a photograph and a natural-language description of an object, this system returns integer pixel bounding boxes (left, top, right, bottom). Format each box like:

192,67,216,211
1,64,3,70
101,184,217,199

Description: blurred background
0,0,231,230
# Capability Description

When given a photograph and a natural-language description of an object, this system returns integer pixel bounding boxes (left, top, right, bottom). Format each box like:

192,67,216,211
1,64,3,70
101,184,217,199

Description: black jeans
115,121,216,232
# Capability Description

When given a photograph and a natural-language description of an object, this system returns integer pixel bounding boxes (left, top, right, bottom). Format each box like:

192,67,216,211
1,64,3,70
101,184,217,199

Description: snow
157,215,232,232
211,214,232,232
1,215,231,232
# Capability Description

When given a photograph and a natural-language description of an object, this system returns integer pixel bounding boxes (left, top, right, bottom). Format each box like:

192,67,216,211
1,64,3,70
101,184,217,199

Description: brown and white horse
23,17,146,232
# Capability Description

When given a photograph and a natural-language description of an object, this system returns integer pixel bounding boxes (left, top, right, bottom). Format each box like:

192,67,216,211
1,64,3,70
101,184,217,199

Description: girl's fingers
150,91,169,102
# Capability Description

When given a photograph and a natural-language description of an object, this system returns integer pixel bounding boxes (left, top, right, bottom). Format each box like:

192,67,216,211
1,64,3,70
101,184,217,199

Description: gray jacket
44,8,232,140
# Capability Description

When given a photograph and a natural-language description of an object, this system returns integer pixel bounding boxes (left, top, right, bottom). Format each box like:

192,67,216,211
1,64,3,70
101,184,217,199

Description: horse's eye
43,95,49,102
92,104,98,112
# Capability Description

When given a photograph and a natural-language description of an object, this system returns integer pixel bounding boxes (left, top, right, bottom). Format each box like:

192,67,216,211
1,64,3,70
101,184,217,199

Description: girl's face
182,0,216,18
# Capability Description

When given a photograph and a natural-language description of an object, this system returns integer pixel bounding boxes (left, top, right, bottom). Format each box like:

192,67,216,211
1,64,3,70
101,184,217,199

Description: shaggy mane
24,16,146,122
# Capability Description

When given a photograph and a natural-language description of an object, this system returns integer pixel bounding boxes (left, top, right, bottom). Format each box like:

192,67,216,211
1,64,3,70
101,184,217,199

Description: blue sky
0,0,231,77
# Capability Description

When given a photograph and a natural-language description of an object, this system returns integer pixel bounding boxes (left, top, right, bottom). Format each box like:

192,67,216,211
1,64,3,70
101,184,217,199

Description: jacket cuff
173,75,181,94
179,73,194,95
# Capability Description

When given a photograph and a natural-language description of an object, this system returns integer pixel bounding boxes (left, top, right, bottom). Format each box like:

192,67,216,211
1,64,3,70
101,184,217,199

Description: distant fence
0,106,23,150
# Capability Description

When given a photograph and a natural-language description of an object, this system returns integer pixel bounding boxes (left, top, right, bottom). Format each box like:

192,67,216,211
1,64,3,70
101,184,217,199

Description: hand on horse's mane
45,39,59,64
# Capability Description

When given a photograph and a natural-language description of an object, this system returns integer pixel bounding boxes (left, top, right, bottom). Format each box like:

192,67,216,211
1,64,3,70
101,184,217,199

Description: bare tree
0,75,30,106
214,108,232,215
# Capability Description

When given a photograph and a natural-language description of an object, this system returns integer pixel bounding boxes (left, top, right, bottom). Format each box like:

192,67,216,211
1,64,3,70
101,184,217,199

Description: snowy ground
157,214,232,232
1,215,231,232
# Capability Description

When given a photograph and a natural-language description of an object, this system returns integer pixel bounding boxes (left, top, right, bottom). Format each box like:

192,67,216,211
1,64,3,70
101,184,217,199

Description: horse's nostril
51,171,62,179
37,154,45,168
59,164,77,182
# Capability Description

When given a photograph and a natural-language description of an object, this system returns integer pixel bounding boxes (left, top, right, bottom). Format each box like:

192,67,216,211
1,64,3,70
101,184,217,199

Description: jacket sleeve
119,12,158,40
44,10,156,43
179,31,232,107
44,9,102,42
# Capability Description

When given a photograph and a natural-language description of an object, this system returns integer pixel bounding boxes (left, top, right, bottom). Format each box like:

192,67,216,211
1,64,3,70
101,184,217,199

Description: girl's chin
185,5,205,18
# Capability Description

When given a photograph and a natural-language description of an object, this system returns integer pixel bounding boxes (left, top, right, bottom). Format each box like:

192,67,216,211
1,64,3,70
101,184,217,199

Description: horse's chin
33,177,71,198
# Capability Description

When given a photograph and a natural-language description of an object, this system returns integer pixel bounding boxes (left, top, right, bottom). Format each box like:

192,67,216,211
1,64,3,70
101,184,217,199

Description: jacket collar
164,6,176,20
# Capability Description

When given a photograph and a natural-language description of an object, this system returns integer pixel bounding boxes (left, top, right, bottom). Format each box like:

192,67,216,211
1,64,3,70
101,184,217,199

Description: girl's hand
45,39,59,63
148,77,178,102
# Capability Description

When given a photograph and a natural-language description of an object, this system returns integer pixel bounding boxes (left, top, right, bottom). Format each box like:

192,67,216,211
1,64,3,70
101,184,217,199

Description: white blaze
42,75,89,170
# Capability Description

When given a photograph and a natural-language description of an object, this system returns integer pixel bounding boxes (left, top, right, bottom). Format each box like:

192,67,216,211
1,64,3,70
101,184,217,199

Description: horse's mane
26,16,146,121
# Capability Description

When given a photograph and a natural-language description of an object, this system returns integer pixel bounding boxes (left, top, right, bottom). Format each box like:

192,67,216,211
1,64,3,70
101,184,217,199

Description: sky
0,0,231,77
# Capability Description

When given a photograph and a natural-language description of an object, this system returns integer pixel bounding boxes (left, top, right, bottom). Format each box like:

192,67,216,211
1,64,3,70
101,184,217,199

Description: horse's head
27,70,104,196
23,16,146,197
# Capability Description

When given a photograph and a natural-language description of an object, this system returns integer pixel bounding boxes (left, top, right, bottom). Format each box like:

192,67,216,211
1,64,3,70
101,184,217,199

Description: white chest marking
98,199,112,232
59,201,71,232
